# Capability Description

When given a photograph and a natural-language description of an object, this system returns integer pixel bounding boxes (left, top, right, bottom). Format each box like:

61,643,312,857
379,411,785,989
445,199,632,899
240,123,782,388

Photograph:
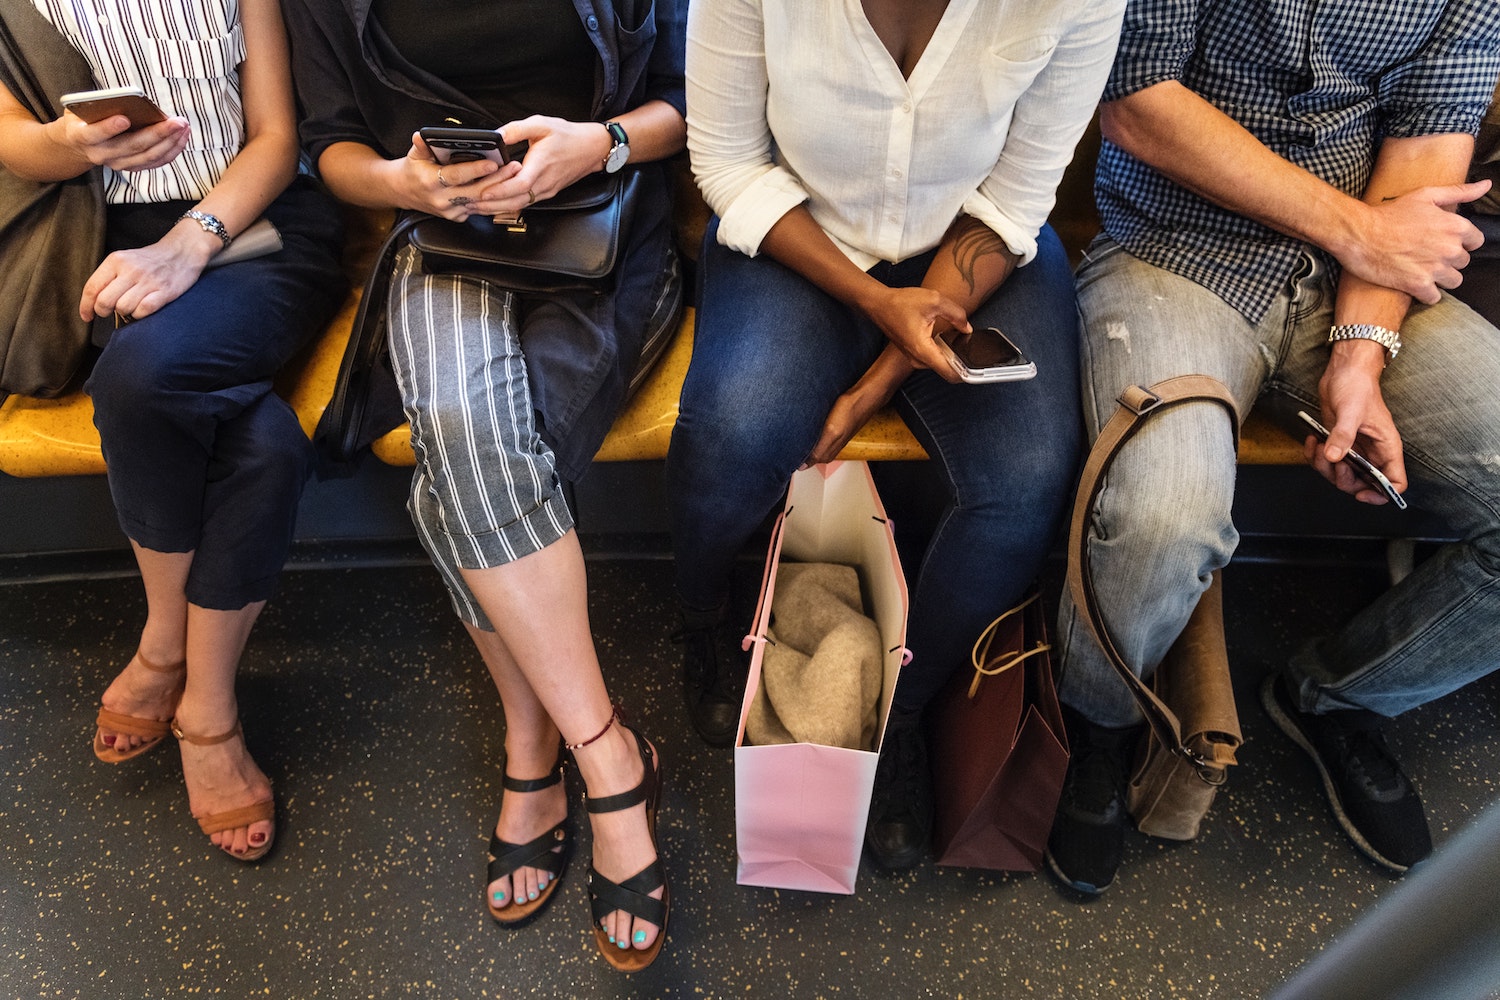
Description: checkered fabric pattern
1096,0,1500,323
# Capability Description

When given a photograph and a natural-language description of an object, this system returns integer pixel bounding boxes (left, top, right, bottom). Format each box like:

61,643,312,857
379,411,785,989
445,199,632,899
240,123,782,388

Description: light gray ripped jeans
1058,237,1500,725
386,246,573,629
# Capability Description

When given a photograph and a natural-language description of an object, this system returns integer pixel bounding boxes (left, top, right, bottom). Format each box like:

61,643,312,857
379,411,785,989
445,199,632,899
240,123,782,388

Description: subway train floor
3,544,1498,1000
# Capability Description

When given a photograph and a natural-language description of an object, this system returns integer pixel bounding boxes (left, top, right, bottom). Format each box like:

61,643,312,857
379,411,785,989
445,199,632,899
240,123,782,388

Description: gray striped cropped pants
386,246,573,629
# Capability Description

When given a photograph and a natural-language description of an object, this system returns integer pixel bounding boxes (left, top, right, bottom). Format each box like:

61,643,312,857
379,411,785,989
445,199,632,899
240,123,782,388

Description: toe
487,874,513,911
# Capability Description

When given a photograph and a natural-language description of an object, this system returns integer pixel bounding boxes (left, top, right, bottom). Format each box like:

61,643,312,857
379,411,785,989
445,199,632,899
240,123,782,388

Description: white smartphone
417,126,509,166
943,327,1037,384
60,86,167,130
1296,410,1407,509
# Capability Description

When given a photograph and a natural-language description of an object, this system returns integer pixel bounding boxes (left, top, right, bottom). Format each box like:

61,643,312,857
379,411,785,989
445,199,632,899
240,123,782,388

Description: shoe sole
1043,848,1109,896
1258,675,1411,874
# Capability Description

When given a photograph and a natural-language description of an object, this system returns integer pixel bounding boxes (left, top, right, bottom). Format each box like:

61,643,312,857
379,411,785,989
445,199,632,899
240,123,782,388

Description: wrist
1328,322,1401,364
166,217,224,267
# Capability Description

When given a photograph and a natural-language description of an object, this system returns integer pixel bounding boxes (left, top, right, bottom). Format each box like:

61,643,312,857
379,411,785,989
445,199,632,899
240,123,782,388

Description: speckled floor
3,548,1498,999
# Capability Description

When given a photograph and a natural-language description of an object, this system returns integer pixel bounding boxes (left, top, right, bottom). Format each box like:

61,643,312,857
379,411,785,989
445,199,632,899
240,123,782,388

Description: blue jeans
668,220,1083,711
1059,238,1500,725
86,180,346,609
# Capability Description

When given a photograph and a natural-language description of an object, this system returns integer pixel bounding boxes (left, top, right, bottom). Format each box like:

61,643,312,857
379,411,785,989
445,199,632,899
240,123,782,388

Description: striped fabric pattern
32,0,245,204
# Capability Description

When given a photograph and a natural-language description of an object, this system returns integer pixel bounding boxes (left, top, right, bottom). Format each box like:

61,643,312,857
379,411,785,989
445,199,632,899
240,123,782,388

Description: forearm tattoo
948,220,1012,294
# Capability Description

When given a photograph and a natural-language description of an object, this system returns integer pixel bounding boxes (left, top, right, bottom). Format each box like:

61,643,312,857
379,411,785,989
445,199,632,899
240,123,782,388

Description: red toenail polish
251,833,265,845
103,735,115,745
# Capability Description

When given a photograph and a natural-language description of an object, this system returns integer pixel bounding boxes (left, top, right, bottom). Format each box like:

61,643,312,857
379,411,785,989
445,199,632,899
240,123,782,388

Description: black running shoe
1044,705,1141,895
671,611,745,748
865,705,933,870
1261,672,1431,873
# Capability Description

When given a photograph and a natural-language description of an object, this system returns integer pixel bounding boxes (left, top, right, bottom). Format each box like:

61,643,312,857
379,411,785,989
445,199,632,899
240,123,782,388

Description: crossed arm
1101,80,1486,503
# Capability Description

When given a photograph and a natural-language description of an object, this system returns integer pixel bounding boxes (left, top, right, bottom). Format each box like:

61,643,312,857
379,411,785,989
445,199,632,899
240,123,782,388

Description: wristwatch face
604,122,629,173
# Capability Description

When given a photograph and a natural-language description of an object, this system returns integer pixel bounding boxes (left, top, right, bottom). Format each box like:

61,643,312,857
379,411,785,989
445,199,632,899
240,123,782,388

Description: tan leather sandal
171,720,276,862
92,651,186,763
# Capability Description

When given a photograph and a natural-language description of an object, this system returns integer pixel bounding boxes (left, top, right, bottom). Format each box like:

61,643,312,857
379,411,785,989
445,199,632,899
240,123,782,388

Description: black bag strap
1065,375,1240,764
314,212,422,466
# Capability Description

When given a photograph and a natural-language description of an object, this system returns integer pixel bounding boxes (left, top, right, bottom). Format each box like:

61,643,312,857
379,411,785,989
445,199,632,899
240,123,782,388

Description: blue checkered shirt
1097,0,1500,323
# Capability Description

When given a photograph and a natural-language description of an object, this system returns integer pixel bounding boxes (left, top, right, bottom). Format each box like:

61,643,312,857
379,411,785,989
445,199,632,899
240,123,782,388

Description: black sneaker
1044,705,1140,895
1261,672,1431,873
671,610,745,748
865,705,933,870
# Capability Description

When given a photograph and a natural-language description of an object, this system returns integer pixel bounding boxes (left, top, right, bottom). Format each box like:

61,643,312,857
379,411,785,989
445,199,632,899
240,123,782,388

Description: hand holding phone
941,327,1037,384
418,126,509,167
1296,410,1407,509
61,86,167,130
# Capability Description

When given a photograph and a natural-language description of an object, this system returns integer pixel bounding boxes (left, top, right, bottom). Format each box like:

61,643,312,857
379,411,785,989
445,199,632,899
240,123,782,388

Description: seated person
0,0,345,862
281,0,686,971
669,0,1124,868
1047,0,1500,894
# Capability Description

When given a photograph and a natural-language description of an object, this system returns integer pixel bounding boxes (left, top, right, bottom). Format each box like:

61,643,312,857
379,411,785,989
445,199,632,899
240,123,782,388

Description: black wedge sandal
486,760,572,927
584,723,669,973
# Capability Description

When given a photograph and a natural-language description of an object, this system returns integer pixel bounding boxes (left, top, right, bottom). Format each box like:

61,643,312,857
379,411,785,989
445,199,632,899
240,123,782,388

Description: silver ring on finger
436,168,451,188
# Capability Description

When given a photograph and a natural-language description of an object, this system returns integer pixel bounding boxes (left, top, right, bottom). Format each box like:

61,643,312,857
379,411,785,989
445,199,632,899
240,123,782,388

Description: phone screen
949,328,1025,369
1295,410,1407,509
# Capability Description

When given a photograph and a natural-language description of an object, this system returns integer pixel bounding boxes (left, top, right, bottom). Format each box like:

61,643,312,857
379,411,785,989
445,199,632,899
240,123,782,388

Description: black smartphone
418,126,509,166
1296,410,1407,509
943,327,1037,384
60,86,167,130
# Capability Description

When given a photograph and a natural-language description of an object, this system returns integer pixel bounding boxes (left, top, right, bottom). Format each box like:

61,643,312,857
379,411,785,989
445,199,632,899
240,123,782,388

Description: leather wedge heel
486,759,572,927
585,724,668,973
171,720,276,862
93,651,186,763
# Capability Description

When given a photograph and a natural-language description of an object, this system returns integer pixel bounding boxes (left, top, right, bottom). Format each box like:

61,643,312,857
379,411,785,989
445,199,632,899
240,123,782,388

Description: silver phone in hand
943,327,1037,384
1296,410,1407,509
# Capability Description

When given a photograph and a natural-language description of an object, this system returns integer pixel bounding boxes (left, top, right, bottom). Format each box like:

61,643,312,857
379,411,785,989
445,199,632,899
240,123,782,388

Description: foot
1261,673,1431,872
486,763,569,921
864,705,932,870
94,649,186,758
1044,705,1139,895
172,701,275,860
673,609,745,747
580,724,666,963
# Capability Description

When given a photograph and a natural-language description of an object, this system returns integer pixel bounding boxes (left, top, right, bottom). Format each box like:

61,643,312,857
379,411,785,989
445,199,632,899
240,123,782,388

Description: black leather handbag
408,167,642,293
316,167,643,467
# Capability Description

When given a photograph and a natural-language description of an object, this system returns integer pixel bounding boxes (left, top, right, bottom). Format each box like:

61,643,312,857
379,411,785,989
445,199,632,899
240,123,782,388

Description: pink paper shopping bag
734,461,909,894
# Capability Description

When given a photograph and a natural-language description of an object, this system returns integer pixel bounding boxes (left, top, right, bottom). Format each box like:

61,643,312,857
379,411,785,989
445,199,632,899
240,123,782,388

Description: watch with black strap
602,121,630,174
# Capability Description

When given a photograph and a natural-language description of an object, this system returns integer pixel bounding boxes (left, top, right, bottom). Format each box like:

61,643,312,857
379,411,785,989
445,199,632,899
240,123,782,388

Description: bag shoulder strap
1066,375,1240,763
315,211,422,463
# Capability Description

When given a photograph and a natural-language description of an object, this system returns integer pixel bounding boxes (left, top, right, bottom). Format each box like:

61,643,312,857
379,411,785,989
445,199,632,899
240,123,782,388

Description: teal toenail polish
617,939,628,949
493,891,506,904
527,890,537,901
633,930,647,945
607,935,615,944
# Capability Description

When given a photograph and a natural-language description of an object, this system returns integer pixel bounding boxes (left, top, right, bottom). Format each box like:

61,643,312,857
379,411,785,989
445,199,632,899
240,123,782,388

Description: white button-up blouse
686,0,1124,268
31,0,246,204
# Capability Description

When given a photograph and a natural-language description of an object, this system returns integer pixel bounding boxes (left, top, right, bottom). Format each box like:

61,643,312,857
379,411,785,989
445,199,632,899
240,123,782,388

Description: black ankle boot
865,705,933,870
672,609,745,748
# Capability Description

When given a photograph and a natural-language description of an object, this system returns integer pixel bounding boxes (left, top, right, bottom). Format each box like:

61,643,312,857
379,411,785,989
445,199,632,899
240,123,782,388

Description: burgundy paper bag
932,592,1069,871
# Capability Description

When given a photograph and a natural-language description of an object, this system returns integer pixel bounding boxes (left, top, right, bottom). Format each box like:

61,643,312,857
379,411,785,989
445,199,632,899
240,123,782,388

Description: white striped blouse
32,0,246,204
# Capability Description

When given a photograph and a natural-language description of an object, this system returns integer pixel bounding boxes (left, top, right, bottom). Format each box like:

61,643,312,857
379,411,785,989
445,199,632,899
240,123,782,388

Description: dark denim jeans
668,219,1083,710
86,179,346,609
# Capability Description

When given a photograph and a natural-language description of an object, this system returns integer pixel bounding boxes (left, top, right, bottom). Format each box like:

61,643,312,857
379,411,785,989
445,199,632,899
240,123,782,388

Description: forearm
758,206,890,316
1100,81,1364,251
920,216,1020,331
0,106,94,181
318,140,415,211
593,99,685,168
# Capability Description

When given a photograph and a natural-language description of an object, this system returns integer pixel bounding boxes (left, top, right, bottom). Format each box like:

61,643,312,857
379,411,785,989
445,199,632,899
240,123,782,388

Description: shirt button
97,13,109,25
891,167,903,179
888,214,900,223
586,14,599,30
901,102,913,114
